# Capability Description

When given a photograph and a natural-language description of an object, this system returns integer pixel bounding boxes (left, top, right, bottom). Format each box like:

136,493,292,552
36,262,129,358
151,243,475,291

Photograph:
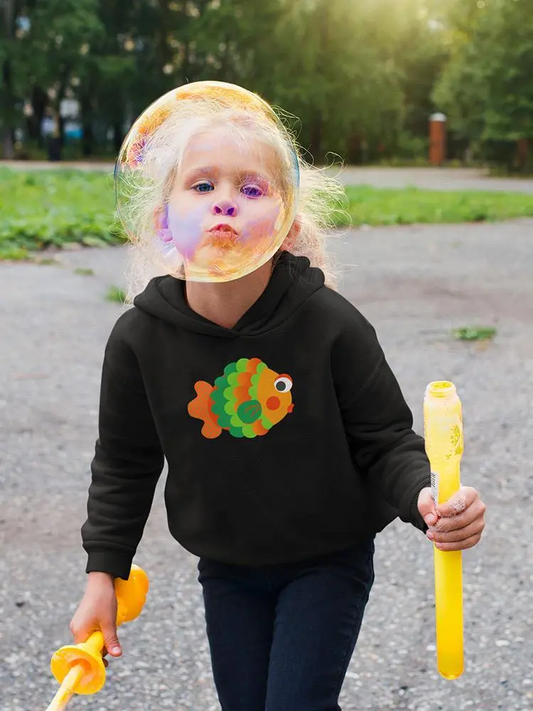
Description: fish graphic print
188,357,294,439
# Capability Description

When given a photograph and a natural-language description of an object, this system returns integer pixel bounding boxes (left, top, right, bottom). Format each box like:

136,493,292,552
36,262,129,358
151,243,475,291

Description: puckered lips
207,223,239,248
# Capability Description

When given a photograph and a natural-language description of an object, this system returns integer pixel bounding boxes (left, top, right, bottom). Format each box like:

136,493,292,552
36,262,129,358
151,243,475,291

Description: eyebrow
179,165,218,184
182,165,273,184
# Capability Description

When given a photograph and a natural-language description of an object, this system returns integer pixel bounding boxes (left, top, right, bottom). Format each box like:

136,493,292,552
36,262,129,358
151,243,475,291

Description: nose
212,198,238,217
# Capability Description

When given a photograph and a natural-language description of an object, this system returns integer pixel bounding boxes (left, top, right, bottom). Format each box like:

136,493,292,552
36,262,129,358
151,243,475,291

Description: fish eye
274,376,292,393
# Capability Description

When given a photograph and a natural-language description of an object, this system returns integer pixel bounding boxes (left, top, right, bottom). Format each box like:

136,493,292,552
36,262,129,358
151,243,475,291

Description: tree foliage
2,0,531,165
434,0,533,143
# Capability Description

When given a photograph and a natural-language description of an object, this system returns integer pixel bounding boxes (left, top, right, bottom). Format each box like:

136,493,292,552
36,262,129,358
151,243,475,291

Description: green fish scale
207,359,276,438
212,360,250,433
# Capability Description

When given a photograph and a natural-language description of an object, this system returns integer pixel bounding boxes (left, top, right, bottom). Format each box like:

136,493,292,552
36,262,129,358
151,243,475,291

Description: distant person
47,124,61,162
69,82,486,710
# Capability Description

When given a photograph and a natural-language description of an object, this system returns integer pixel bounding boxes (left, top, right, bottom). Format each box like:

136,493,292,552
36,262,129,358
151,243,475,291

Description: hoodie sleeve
81,317,165,579
332,311,430,532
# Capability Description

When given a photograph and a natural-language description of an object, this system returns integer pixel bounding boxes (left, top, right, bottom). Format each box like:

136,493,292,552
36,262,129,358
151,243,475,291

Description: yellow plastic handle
50,629,107,695
434,549,463,679
49,565,149,697
45,665,85,711
84,630,105,656
424,381,464,680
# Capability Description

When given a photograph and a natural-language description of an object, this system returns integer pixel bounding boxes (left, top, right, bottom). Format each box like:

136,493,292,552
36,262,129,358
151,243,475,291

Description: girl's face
164,126,290,281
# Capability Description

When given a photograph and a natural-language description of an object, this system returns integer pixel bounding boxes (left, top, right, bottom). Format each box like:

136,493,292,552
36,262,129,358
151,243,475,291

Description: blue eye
193,181,214,193
242,184,263,198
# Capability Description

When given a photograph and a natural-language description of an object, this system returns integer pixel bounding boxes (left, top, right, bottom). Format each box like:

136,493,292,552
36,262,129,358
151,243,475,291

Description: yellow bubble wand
45,565,149,711
424,381,464,679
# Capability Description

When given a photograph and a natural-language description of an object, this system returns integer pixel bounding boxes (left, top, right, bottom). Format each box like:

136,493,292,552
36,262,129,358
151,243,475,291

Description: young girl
70,82,485,711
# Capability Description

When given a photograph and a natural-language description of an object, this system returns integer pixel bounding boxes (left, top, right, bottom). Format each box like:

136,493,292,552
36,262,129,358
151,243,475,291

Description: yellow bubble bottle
424,381,464,680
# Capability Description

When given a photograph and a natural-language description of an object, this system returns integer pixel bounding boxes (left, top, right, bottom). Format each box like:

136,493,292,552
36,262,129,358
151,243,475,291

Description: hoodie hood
133,251,325,338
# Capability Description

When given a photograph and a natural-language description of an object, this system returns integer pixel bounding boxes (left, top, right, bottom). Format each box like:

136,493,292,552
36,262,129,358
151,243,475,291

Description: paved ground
1,219,532,710
334,166,533,194
3,159,533,194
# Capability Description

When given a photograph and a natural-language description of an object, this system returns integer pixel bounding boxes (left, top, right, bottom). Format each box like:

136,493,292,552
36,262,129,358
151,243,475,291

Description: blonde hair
117,98,347,300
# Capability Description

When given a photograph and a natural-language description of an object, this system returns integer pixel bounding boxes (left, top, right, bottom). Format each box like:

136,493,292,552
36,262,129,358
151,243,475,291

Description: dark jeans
197,536,375,711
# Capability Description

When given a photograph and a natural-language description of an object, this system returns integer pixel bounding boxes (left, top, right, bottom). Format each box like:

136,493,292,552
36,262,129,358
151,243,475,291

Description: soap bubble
115,81,299,282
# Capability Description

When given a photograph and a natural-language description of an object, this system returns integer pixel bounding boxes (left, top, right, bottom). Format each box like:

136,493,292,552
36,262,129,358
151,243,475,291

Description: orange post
429,113,447,166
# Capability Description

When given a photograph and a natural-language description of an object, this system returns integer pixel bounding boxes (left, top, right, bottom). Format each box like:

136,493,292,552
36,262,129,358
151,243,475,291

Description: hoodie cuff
85,549,134,580
409,483,431,534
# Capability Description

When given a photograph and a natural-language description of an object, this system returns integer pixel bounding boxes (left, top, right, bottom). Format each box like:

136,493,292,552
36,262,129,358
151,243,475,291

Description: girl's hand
417,486,486,551
69,572,122,666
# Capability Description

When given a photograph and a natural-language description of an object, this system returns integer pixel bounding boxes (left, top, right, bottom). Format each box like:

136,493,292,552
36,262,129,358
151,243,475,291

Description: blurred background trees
1,0,531,169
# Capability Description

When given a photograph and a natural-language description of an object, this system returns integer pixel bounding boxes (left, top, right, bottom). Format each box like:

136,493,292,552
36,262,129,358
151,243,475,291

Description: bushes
0,168,125,259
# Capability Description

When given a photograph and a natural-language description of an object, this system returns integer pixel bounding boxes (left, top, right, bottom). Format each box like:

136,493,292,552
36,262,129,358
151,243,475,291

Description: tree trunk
30,85,48,147
82,121,94,157
517,138,528,172
47,109,62,161
113,120,124,153
158,0,173,77
309,115,323,162
2,129,14,160
347,135,363,165
80,92,94,157
1,0,15,159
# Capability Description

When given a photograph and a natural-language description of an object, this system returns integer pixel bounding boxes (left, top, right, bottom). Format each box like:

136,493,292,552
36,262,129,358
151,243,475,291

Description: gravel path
1,220,532,711
334,166,533,194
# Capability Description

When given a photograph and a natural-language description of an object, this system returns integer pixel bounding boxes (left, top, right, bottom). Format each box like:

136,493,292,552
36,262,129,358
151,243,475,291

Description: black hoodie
82,252,430,579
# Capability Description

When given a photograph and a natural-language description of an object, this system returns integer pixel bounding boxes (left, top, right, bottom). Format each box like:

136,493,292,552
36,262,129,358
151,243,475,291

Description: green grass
105,285,127,303
2,168,533,260
35,257,60,265
336,185,533,227
452,326,497,341
74,267,95,276
0,167,124,259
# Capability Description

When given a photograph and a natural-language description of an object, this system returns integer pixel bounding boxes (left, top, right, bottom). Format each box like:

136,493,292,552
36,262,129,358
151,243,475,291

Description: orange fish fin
188,381,222,439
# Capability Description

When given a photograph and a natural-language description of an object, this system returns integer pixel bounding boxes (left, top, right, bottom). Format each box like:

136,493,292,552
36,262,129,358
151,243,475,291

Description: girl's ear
281,217,301,251
154,204,173,243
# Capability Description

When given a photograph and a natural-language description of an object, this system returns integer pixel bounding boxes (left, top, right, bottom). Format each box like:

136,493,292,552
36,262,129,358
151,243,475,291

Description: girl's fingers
432,498,486,532
427,517,484,544
431,532,482,551
436,486,477,518
70,623,95,645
